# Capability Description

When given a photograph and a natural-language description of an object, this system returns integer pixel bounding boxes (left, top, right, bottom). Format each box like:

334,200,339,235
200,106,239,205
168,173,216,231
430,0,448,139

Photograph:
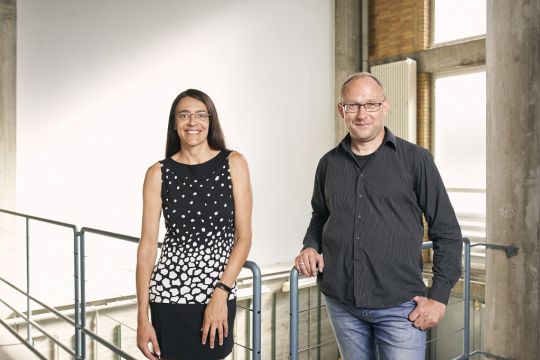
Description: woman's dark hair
165,89,226,157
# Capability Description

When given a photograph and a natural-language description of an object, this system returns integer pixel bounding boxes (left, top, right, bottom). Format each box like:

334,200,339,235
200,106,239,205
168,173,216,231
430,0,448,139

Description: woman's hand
201,289,229,349
137,321,161,360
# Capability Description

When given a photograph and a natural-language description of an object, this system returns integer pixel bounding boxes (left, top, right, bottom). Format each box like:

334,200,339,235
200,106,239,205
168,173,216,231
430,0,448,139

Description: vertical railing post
252,263,261,360
307,287,311,359
243,260,261,359
271,293,277,360
290,268,299,360
80,230,87,359
25,217,32,343
463,238,471,359
317,290,321,360
245,299,252,360
74,229,81,359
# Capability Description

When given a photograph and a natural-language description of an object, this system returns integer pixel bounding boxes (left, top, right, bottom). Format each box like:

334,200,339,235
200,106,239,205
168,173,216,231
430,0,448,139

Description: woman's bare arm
201,151,253,349
136,162,162,360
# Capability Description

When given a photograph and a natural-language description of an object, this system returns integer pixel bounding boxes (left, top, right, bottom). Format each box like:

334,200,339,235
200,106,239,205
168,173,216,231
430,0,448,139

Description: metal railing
0,209,81,359
0,209,262,359
289,238,474,360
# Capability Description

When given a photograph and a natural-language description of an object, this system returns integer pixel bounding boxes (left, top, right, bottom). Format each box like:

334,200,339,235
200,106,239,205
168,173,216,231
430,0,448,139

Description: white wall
16,0,334,302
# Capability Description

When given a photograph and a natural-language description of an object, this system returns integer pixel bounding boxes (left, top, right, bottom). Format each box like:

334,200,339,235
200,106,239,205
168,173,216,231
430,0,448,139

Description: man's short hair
340,72,385,101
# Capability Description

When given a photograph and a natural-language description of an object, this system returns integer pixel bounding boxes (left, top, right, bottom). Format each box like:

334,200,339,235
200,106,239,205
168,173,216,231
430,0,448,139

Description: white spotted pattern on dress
149,152,236,304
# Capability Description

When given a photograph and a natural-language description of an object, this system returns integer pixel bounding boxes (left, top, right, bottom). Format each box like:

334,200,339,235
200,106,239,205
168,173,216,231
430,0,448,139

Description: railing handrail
0,276,77,326
82,326,137,360
0,297,77,357
0,208,262,359
80,226,140,244
0,208,78,231
0,208,82,358
78,226,261,358
0,318,47,360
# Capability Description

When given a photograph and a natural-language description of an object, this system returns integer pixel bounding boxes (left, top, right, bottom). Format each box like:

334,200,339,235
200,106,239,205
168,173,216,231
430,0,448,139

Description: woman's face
175,96,210,148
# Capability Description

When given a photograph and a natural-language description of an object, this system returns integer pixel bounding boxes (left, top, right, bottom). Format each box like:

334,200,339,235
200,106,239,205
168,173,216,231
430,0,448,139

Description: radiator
371,59,417,143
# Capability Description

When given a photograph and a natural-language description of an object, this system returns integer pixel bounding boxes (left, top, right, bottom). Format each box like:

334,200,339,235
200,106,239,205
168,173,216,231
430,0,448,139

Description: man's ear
337,103,345,118
382,99,390,116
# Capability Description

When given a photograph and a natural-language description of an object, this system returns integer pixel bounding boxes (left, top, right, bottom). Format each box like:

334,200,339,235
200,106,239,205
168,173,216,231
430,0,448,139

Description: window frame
431,66,487,266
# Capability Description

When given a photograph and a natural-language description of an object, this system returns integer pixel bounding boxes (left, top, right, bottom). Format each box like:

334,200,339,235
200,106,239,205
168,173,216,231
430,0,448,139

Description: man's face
338,77,389,145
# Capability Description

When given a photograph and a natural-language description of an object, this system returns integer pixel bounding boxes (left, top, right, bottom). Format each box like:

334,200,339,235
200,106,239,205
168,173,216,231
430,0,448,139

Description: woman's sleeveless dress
149,150,236,359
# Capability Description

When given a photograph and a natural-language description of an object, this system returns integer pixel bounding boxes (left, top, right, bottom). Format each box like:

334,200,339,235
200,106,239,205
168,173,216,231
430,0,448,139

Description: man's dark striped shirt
303,128,462,308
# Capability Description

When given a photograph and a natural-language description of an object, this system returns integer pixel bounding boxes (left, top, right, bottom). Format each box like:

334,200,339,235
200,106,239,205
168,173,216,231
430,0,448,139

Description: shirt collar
337,126,398,155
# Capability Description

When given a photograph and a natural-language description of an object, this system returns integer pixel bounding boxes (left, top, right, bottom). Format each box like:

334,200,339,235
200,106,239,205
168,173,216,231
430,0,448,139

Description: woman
136,89,252,360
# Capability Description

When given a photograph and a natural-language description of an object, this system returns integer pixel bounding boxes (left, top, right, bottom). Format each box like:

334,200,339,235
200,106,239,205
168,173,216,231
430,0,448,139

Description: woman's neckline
169,149,224,167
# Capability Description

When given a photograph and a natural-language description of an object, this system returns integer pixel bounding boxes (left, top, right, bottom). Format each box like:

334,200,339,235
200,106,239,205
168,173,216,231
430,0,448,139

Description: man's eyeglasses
177,111,210,121
340,101,385,113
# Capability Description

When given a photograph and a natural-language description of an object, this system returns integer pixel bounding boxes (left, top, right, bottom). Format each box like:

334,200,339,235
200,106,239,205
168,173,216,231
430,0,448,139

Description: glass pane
434,70,486,189
434,70,486,242
433,0,486,44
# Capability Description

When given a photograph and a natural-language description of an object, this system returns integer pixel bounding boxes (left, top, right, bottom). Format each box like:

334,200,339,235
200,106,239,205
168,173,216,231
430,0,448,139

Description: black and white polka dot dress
149,150,236,359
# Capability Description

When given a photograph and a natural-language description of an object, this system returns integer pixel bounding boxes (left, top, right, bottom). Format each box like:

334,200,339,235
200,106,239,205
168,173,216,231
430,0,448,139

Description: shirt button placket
354,169,365,310
355,172,365,243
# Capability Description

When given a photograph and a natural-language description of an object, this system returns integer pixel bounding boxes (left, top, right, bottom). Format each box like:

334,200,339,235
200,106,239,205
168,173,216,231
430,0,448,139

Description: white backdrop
15,0,335,287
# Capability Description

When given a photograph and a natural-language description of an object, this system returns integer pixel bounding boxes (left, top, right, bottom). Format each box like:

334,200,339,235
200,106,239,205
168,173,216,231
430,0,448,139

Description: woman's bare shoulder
228,151,248,166
144,161,162,185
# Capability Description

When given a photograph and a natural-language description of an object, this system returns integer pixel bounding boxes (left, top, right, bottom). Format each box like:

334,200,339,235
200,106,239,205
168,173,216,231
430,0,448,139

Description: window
433,68,486,246
432,0,486,45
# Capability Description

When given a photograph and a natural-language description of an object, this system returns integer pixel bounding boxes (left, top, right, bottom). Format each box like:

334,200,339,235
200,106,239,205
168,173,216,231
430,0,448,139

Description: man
295,72,462,360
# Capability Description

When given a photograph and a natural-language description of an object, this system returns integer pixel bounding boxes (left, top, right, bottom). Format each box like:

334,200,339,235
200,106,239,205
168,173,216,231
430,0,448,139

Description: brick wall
369,0,430,61
417,72,431,150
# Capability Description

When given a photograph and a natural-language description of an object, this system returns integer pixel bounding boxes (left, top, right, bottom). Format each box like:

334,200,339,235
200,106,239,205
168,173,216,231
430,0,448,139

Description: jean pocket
402,300,417,308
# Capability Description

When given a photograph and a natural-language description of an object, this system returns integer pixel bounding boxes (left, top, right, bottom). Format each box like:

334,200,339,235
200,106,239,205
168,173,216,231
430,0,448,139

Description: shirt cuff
428,281,451,305
302,240,322,253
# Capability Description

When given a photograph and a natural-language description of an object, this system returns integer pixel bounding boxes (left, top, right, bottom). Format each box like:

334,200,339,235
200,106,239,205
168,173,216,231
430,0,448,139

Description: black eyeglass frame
339,100,386,113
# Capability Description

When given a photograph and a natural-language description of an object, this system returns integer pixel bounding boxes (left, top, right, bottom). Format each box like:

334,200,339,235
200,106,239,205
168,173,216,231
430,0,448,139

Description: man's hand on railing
137,321,161,360
295,247,324,277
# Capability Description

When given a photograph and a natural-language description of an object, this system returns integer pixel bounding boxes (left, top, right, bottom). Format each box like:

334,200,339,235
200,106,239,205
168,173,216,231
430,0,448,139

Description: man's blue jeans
324,295,426,360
